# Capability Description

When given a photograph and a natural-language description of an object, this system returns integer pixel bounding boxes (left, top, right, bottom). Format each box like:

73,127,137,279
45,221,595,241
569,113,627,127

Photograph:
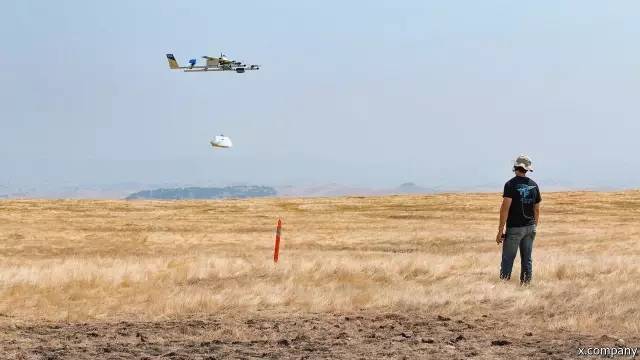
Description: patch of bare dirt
1,312,633,359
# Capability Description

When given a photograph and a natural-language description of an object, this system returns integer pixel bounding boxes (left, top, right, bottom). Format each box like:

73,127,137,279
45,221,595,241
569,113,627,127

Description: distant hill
125,186,277,200
394,182,435,194
275,182,437,197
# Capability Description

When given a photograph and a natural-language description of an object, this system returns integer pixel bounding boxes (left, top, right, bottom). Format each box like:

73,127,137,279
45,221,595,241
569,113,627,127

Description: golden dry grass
0,191,639,336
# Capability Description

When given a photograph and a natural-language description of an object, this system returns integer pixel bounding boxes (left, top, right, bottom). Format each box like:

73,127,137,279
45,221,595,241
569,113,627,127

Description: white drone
167,53,260,73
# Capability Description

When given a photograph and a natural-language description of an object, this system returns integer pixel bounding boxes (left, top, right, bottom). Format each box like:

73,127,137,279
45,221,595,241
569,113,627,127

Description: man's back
503,176,541,228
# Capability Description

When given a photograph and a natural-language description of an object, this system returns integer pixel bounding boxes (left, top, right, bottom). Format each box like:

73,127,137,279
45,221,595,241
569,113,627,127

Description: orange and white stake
273,219,282,263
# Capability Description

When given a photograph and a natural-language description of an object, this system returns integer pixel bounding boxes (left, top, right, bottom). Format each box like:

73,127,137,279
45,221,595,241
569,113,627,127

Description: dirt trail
2,312,631,359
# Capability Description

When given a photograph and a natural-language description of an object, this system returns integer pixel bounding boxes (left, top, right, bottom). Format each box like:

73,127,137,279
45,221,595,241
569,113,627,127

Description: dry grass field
1,191,639,359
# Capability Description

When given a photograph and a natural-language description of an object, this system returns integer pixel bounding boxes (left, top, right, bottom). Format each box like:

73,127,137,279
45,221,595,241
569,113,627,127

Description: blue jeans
500,225,536,284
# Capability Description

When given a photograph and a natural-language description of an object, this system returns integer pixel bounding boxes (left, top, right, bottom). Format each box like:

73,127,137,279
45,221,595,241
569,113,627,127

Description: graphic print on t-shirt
516,184,538,204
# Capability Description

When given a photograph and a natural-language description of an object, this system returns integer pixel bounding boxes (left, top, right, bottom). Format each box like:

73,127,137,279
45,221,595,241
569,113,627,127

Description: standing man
496,155,541,284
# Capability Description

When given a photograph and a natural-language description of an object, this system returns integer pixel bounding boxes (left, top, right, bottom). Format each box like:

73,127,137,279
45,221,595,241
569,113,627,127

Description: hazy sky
1,1,639,189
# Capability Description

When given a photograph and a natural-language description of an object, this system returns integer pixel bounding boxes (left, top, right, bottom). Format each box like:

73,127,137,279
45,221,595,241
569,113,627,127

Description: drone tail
166,54,180,69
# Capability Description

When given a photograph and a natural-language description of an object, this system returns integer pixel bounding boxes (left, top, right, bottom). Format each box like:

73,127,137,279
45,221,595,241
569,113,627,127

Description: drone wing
202,56,220,67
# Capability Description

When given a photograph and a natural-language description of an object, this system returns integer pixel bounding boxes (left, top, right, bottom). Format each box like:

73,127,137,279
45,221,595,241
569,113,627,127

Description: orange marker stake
273,219,282,263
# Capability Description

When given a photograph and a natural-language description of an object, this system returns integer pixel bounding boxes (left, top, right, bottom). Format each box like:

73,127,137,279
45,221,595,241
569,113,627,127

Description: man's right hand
496,231,504,244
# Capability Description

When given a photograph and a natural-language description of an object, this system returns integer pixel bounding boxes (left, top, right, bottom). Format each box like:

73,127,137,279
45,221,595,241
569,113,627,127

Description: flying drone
167,53,260,73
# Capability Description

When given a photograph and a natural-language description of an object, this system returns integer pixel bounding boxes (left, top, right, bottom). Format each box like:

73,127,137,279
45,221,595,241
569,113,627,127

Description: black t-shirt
503,176,541,228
